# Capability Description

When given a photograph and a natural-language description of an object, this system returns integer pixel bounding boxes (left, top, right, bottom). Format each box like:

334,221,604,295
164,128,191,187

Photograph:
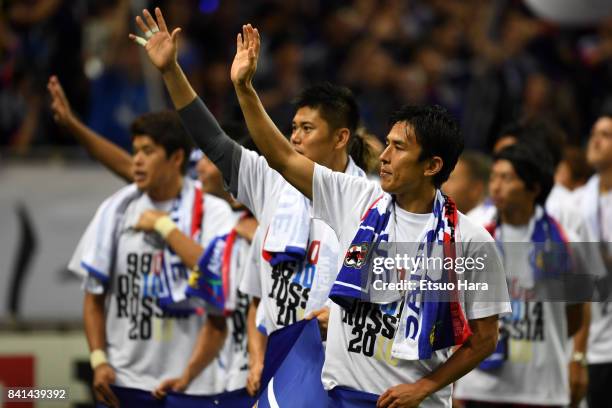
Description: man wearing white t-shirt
51,75,258,401
69,112,235,407
484,121,592,407
572,113,612,408
130,8,376,398
492,119,587,235
454,144,585,408
223,24,510,408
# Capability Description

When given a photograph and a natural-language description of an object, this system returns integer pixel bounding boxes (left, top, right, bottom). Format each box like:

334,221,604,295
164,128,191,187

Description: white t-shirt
546,183,586,238
469,184,585,238
454,220,573,406
237,149,342,335
214,216,252,392
466,199,496,227
71,189,234,394
572,185,612,365
312,164,511,407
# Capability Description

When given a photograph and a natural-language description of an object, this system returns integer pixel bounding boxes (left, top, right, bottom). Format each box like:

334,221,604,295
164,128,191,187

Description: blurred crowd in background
3,0,612,155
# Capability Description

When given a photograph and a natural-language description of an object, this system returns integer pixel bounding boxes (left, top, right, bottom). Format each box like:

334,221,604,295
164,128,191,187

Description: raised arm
130,8,194,109
231,24,314,199
48,76,132,182
129,8,242,195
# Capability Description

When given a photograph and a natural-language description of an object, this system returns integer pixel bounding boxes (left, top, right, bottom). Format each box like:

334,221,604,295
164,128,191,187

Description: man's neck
148,176,183,202
599,167,612,193
395,184,437,214
329,153,349,173
500,204,535,226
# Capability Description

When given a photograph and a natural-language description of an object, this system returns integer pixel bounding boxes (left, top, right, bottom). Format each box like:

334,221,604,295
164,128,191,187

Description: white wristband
154,216,177,239
90,349,108,370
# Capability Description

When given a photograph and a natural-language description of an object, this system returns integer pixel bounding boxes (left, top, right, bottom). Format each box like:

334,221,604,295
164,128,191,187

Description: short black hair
597,109,612,121
130,111,194,174
293,82,360,136
498,118,566,167
388,105,464,188
494,143,554,205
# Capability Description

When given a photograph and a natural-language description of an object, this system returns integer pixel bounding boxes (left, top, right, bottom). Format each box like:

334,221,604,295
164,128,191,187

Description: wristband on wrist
571,351,587,367
90,349,108,370
154,216,177,239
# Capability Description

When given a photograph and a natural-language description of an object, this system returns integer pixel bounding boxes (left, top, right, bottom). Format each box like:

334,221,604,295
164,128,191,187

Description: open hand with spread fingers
129,7,181,73
231,24,260,88
47,76,75,127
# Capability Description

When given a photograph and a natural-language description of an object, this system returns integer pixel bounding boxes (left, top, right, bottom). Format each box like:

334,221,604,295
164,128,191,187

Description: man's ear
424,156,444,179
170,149,185,171
334,128,350,151
530,183,542,202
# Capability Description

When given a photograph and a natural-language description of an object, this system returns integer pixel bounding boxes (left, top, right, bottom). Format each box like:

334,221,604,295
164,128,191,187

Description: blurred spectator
555,145,594,191
4,0,612,154
83,0,148,152
2,0,86,152
443,150,492,215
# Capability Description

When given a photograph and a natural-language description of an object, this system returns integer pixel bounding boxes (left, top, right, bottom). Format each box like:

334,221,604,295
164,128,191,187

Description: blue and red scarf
479,205,571,370
186,213,249,315
330,190,472,360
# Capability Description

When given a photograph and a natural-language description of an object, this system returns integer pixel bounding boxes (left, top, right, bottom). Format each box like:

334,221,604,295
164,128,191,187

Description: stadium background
1,0,612,406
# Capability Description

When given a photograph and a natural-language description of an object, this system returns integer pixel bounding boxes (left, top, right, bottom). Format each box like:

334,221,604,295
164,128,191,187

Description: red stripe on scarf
221,228,237,316
222,212,252,315
360,194,385,221
443,197,473,344
191,187,204,239
262,226,272,262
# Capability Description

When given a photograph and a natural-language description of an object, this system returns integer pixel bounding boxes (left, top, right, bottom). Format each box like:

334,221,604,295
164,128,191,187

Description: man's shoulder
98,183,141,211
457,212,494,244
316,162,380,195
466,200,496,227
240,147,285,188
203,191,232,211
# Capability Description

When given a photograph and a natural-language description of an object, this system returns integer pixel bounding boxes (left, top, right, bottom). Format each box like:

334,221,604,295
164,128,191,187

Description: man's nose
379,145,391,163
290,130,302,145
133,151,145,165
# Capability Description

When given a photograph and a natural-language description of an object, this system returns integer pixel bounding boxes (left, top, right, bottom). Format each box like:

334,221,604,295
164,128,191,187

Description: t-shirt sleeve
200,195,235,248
238,226,263,298
81,275,105,295
68,196,116,289
312,163,379,237
71,232,106,295
68,228,89,278
460,217,512,320
236,148,281,221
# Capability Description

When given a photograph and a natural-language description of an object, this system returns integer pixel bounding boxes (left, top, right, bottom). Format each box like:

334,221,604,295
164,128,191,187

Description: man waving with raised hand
130,8,374,398
228,24,512,408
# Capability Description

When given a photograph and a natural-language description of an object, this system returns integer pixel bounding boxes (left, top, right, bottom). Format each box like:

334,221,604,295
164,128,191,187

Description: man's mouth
380,168,392,178
133,170,147,182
